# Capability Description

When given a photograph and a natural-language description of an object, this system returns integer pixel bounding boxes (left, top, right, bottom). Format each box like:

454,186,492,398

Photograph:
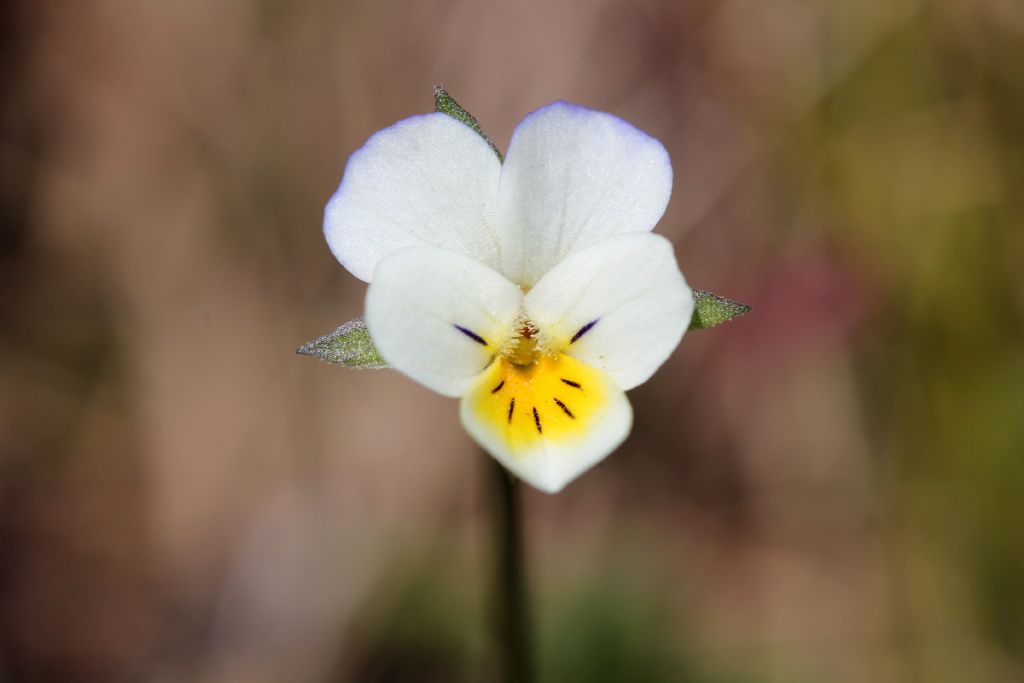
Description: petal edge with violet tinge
460,354,633,493
525,233,694,391
496,102,673,287
365,246,523,397
325,113,503,282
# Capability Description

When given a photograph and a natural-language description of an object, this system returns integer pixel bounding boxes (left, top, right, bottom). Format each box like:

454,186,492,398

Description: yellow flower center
464,351,613,453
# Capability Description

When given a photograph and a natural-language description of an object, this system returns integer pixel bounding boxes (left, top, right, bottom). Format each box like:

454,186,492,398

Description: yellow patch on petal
464,353,614,455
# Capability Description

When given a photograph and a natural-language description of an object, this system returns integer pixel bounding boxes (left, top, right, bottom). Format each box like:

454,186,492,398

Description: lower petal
459,354,632,493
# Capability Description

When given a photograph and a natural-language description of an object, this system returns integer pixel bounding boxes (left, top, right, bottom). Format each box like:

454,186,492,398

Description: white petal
365,247,522,397
496,102,673,287
460,354,633,493
325,113,503,282
524,233,693,391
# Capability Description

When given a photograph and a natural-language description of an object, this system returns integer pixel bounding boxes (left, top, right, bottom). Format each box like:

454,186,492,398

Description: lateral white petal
365,247,522,397
524,233,693,391
496,102,673,287
325,113,503,282
460,361,633,494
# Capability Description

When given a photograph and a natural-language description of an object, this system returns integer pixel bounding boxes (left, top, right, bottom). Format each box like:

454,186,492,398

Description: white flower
324,102,694,493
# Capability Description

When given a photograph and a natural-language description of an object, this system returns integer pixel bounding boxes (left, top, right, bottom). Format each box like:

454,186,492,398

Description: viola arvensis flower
323,101,694,492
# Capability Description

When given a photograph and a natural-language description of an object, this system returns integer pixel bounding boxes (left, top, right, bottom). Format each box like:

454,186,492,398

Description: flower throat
506,320,542,367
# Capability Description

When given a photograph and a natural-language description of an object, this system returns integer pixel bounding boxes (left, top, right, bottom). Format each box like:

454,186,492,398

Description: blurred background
2,1,1023,681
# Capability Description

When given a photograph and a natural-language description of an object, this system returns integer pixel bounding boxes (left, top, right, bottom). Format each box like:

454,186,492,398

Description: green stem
489,457,533,683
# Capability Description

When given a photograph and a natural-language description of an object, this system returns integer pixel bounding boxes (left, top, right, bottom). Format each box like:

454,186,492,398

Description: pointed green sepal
297,317,389,368
434,85,503,161
688,289,752,330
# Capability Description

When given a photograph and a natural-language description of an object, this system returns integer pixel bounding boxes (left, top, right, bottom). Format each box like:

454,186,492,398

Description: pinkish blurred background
2,1,1023,682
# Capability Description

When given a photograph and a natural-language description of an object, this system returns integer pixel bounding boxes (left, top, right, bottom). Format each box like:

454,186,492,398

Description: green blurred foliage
536,571,759,683
796,5,1024,675
350,549,767,683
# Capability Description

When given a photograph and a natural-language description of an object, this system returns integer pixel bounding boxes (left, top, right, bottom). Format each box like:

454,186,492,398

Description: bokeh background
2,1,1023,681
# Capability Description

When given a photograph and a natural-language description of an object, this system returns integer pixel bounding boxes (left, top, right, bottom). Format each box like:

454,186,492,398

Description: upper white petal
524,233,693,391
324,113,503,282
495,102,673,287
364,247,522,397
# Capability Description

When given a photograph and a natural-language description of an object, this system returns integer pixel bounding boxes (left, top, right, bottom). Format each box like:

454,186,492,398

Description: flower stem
489,457,533,683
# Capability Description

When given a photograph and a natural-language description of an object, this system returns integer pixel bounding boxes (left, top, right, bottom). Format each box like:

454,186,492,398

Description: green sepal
297,317,389,368
434,85,503,161
688,289,752,330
